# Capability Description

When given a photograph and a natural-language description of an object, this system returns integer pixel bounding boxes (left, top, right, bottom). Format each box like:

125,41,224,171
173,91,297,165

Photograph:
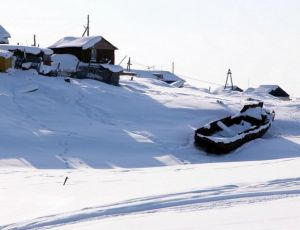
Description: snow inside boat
194,102,275,154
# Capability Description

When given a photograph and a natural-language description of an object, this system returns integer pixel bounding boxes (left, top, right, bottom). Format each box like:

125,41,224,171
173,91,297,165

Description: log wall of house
52,47,115,64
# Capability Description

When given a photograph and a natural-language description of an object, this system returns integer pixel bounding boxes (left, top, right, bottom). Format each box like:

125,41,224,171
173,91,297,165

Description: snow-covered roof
0,44,53,55
100,64,123,73
245,85,281,94
49,36,102,50
0,25,10,39
256,85,280,93
150,71,182,82
214,85,243,94
51,54,79,72
245,85,289,98
0,49,13,59
132,70,183,82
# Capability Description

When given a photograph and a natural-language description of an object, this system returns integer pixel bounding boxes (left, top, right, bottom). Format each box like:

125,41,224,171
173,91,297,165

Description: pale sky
2,0,300,95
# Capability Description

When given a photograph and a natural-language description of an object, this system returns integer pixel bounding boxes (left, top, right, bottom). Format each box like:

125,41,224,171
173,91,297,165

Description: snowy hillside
1,70,300,229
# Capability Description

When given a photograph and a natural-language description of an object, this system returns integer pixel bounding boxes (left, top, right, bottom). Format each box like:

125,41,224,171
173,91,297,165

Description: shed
0,25,10,44
74,64,123,86
214,85,243,94
130,70,184,85
0,50,13,72
245,85,290,100
257,85,290,99
0,44,53,70
149,71,183,84
224,85,243,92
49,36,117,64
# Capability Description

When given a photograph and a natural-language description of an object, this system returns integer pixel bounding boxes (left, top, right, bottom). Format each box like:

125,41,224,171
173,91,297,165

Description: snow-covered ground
1,70,300,229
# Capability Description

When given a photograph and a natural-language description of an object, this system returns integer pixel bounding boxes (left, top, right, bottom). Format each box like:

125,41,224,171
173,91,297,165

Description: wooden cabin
49,36,117,64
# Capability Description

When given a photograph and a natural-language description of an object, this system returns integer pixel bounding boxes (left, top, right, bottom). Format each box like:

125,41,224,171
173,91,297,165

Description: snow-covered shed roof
214,85,243,93
245,85,281,94
132,70,183,83
49,36,104,50
100,64,123,73
245,85,289,98
0,25,10,39
0,44,53,55
255,85,280,93
0,49,13,59
150,71,182,82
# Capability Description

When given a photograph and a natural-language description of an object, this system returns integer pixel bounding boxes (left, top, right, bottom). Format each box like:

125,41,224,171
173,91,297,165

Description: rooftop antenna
224,68,234,90
82,15,90,37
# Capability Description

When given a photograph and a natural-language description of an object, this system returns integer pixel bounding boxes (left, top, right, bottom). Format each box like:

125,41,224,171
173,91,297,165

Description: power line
178,73,223,86
128,59,223,86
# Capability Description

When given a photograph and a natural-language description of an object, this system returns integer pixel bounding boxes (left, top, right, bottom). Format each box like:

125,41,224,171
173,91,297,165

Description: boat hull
195,121,272,154
194,103,274,154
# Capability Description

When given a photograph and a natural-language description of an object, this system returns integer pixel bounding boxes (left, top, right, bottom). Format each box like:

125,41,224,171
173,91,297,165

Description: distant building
150,71,182,84
0,25,10,44
129,70,184,85
49,36,117,64
224,85,243,92
245,85,290,100
214,85,243,94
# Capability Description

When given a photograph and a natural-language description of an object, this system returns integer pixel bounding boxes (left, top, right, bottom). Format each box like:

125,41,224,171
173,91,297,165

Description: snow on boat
194,102,275,154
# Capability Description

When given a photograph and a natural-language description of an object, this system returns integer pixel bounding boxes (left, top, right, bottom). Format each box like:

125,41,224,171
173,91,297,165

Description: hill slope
1,70,300,229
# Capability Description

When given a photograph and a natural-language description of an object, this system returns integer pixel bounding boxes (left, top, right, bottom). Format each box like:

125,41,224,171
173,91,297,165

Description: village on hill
0,24,290,100
0,24,184,88
1,13,300,229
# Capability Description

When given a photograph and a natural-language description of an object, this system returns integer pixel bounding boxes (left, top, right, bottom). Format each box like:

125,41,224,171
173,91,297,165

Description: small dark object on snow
194,102,275,154
25,88,39,93
64,78,71,83
63,176,69,186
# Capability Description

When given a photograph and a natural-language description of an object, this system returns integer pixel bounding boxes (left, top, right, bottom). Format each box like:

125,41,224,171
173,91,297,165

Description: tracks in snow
3,177,300,230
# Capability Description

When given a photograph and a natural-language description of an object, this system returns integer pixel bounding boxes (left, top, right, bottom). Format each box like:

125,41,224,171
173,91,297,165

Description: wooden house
0,25,10,44
49,36,117,64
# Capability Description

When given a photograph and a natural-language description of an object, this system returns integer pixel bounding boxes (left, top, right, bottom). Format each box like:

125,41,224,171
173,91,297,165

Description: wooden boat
194,102,275,154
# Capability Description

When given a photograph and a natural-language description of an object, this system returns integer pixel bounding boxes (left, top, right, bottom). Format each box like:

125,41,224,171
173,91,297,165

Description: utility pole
82,15,90,37
224,69,234,90
127,57,132,72
87,14,90,36
33,34,36,47
172,61,175,74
